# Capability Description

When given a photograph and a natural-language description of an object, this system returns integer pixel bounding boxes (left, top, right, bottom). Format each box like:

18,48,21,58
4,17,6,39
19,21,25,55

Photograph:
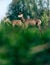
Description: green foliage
7,0,41,20
42,29,50,43
0,22,50,65
0,0,50,64
41,12,48,28
7,0,49,20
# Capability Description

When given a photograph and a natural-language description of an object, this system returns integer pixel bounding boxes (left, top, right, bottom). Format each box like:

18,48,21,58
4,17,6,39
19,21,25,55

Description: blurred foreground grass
0,22,50,65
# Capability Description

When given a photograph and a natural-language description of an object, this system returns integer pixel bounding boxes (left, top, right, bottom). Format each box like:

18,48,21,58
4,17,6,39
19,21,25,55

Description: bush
41,12,48,28
0,22,50,65
42,29,50,43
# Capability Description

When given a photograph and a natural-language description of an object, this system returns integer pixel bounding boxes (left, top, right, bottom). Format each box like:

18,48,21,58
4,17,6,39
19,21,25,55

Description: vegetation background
0,0,50,65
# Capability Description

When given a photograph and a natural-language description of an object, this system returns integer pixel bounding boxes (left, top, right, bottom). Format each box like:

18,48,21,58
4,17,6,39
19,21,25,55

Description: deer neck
21,17,25,23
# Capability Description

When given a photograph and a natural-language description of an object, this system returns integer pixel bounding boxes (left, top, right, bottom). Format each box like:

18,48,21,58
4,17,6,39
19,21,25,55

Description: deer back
25,19,41,25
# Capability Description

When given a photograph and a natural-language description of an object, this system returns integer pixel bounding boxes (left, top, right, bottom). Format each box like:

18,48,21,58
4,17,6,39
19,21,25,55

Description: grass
0,22,50,65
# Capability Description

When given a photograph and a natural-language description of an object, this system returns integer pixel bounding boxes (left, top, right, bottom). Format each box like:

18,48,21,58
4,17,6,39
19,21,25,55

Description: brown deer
18,13,41,29
3,16,23,27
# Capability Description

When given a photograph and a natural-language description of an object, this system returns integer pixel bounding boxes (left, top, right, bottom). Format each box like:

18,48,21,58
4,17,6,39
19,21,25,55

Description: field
0,22,50,65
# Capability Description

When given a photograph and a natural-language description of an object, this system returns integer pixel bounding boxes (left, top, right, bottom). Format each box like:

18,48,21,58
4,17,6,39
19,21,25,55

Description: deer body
3,16,23,27
18,14,41,29
24,19,41,29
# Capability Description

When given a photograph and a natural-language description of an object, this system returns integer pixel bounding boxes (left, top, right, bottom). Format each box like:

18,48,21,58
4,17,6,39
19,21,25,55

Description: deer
18,13,42,30
3,16,23,27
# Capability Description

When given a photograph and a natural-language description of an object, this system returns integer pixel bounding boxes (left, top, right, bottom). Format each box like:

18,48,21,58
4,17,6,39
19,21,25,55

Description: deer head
18,13,25,23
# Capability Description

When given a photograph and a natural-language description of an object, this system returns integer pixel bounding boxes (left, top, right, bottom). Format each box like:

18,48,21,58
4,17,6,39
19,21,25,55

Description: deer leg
23,23,28,29
38,23,41,30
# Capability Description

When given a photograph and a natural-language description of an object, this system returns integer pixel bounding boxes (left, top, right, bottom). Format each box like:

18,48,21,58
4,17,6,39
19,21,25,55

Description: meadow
0,22,50,65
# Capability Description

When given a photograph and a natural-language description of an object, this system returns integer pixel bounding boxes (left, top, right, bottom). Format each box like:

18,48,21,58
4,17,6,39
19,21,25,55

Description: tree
7,0,38,20
7,0,49,23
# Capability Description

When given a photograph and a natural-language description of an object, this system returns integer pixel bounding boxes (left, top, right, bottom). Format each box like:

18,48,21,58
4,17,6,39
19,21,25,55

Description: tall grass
0,22,50,65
